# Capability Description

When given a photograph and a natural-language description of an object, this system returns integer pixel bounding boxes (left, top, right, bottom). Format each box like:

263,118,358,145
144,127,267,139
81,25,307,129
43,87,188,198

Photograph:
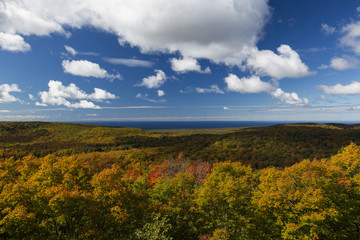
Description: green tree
135,213,173,240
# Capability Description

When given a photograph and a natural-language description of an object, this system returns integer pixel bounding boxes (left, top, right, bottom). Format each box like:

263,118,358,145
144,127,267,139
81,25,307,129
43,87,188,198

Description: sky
1,0,360,122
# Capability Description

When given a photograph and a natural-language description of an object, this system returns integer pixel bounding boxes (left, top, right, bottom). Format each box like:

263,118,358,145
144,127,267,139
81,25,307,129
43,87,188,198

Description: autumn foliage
1,122,360,239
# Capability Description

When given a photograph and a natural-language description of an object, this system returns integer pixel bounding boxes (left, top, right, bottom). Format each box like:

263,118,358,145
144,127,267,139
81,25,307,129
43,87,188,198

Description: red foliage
147,153,212,186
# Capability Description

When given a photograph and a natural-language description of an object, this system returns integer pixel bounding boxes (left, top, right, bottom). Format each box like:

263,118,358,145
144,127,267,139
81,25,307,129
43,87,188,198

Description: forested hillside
1,122,360,239
1,122,360,168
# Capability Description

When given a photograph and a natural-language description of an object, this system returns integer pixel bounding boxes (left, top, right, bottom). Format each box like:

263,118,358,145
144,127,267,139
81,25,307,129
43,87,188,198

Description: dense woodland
1,122,360,239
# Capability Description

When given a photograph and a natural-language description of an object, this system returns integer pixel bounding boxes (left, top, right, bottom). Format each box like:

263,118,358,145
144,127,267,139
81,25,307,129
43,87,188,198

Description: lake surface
71,121,358,130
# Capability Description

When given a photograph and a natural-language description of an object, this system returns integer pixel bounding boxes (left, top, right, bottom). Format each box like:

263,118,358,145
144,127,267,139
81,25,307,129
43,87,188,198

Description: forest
1,121,360,239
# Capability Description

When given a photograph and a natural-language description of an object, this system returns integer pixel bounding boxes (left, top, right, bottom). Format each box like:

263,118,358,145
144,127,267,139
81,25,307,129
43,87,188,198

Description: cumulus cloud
170,57,210,73
341,21,360,55
0,1,314,80
89,88,118,100
224,74,308,106
330,56,359,70
0,32,30,52
28,94,35,101
137,69,166,89
62,60,121,80
64,45,77,56
157,90,165,97
0,0,270,65
318,81,360,95
103,58,153,67
0,1,64,36
247,45,314,79
69,100,101,109
0,84,21,103
321,23,336,35
195,84,224,94
224,74,273,93
270,88,309,106
36,80,118,109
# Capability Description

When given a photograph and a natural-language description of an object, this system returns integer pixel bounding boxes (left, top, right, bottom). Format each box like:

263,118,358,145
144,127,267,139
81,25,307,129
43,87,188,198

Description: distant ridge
325,123,360,129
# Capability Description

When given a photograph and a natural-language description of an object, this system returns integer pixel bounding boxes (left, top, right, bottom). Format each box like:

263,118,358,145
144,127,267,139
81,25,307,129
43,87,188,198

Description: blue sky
1,0,360,122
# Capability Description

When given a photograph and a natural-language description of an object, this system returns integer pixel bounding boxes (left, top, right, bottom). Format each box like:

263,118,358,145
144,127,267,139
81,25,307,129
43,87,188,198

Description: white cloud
103,58,153,67
0,115,48,120
0,110,10,113
62,60,121,80
318,64,329,70
36,80,118,109
341,21,360,55
0,1,312,80
63,46,99,57
318,81,360,95
224,73,308,106
69,100,101,109
0,32,30,52
136,93,165,103
81,51,100,56
271,88,309,106
179,87,194,94
89,88,118,100
0,1,64,36
348,106,360,111
0,84,21,103
28,94,35,101
195,84,224,94
35,102,47,107
170,57,210,73
64,45,77,56
320,95,332,103
330,56,359,70
0,0,270,65
157,90,165,97
224,74,273,93
321,23,336,35
223,107,230,110
137,69,166,89
247,45,314,79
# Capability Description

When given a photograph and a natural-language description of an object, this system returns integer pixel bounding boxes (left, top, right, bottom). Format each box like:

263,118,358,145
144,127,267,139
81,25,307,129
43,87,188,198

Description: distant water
73,121,335,130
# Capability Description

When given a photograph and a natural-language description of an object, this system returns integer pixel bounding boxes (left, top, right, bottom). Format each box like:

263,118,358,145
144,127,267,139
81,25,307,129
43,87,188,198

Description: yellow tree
195,162,256,239
91,163,149,239
253,158,356,239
